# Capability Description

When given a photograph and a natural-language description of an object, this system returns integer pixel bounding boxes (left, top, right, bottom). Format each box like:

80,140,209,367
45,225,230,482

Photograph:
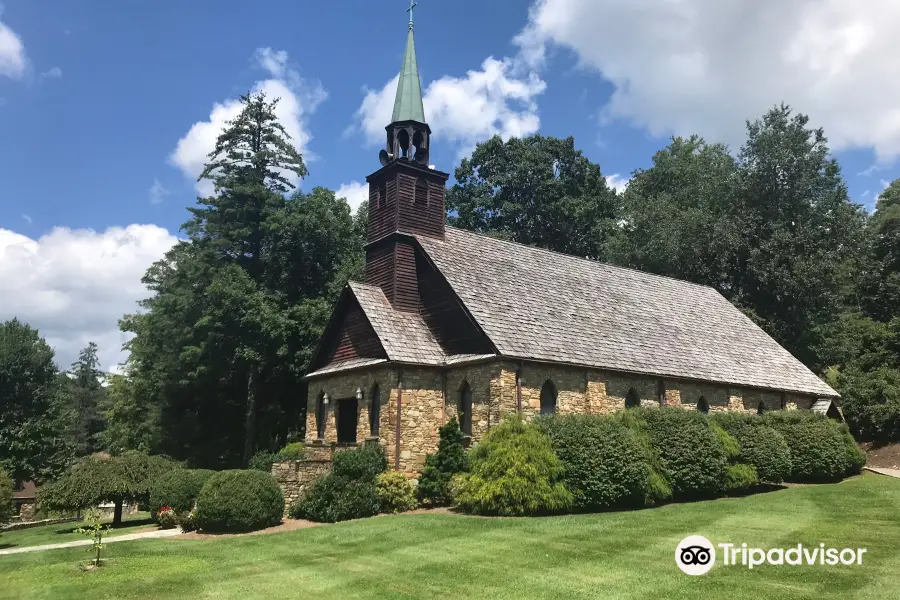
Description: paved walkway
864,466,900,479
0,527,183,556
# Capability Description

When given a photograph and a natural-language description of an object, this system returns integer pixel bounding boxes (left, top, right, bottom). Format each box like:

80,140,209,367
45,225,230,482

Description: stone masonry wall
306,361,820,477
270,444,334,517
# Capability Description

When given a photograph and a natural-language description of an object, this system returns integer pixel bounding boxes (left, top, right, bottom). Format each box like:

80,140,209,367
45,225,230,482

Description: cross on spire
407,0,417,29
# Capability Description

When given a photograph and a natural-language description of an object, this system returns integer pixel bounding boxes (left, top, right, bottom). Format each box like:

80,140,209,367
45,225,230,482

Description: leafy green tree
102,372,158,454
62,342,107,457
39,451,177,525
0,468,13,524
0,319,70,482
863,179,900,320
447,135,620,259
611,106,867,368
121,93,364,468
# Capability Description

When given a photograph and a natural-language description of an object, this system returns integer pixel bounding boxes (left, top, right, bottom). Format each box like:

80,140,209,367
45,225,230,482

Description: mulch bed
862,442,900,469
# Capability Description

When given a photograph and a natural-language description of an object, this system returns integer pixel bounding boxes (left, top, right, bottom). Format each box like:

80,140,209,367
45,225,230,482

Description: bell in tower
379,1,431,168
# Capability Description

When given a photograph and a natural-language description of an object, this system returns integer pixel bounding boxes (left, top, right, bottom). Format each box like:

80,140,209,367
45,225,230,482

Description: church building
303,11,839,476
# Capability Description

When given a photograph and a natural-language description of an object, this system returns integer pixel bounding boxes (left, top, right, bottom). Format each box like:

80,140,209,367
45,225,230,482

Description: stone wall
270,444,334,517
306,360,820,477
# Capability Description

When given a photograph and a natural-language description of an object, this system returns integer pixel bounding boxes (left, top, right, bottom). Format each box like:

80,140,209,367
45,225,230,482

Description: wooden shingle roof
414,227,837,398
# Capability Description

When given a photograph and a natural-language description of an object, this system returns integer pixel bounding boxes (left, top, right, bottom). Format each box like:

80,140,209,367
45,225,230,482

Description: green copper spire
391,1,426,124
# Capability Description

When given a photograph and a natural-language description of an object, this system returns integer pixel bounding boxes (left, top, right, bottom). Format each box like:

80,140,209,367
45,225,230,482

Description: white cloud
21,213,31,224
169,48,327,196
39,66,61,80
0,225,178,371
335,181,368,214
518,0,900,162
0,14,26,79
605,174,630,193
352,57,546,157
149,178,170,204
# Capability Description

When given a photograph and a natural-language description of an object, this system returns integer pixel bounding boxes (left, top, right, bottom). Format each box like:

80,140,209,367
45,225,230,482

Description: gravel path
0,527,183,556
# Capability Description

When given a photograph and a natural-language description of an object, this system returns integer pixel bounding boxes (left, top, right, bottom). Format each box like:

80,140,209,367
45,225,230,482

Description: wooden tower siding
315,300,387,369
364,160,449,313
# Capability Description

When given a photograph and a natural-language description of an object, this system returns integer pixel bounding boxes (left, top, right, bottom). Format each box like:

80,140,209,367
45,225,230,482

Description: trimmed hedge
761,411,854,482
454,419,573,516
537,415,652,510
724,463,760,493
291,443,387,523
735,425,791,483
634,407,728,500
249,442,307,473
194,470,284,533
150,469,215,514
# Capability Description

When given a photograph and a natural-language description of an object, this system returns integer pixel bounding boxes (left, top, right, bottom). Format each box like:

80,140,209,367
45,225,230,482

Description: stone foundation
271,444,334,517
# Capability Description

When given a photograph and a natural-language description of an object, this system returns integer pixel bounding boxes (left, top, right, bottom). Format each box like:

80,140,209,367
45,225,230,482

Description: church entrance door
337,398,358,445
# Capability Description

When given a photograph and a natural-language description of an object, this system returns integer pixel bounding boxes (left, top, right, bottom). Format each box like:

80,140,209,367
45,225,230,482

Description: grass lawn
1,474,898,600
0,512,154,550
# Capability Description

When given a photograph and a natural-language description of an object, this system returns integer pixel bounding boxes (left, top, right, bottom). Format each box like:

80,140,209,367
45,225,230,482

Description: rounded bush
838,424,866,477
724,463,760,493
454,419,573,516
709,412,758,439
637,408,728,500
761,412,850,482
156,506,178,529
538,415,652,510
332,443,387,481
735,426,791,483
375,472,418,514
150,469,215,514
711,422,741,462
291,475,379,523
194,470,284,532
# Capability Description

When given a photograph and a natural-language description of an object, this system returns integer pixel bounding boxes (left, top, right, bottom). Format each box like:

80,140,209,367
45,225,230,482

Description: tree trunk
242,368,258,466
113,500,123,526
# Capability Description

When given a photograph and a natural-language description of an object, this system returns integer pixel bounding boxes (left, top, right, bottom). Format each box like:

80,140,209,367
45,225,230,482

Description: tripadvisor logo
675,536,867,576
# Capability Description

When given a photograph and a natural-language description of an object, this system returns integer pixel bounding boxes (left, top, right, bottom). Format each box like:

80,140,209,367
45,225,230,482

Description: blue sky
1,0,899,369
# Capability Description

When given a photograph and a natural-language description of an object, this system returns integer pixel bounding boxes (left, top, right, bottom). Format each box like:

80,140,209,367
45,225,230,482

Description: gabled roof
415,227,838,398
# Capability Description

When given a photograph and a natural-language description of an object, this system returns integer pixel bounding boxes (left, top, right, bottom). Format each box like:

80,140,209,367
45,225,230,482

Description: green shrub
290,444,386,523
194,470,284,532
375,472,418,514
711,422,741,462
249,442,307,473
761,411,850,482
0,469,12,525
179,510,198,532
734,425,791,483
537,414,652,510
291,476,379,523
150,469,215,514
418,418,469,505
613,410,672,505
724,463,760,493
332,443,387,481
839,424,866,476
633,407,727,500
709,412,758,439
156,506,178,529
454,419,573,516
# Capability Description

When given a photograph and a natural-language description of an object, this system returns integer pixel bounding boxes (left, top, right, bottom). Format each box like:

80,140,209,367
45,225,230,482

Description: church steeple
391,4,426,124
379,0,431,168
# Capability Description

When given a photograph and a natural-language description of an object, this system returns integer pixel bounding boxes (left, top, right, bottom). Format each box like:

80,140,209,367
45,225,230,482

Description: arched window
458,381,473,437
757,400,766,415
540,380,558,415
625,388,640,409
369,384,381,437
315,392,327,440
697,395,710,414
415,177,428,206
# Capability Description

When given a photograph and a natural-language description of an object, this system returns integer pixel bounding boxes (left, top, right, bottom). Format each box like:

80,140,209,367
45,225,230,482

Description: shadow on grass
54,517,156,536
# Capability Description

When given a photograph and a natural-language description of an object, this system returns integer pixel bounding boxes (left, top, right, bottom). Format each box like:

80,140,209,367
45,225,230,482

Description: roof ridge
441,226,717,293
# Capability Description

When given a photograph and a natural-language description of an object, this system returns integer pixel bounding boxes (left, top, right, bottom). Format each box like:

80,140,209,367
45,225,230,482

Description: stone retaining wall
270,444,334,517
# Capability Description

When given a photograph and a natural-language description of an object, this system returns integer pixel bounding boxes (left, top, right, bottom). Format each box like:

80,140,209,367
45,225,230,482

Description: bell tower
364,2,449,312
